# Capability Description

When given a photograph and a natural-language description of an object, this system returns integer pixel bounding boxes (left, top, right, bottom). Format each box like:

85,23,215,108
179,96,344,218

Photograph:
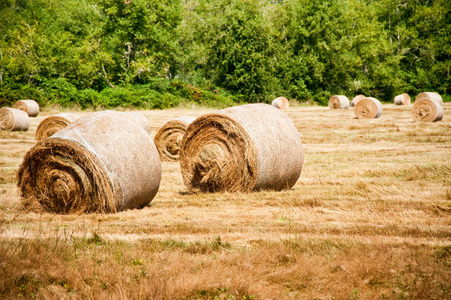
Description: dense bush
0,0,449,109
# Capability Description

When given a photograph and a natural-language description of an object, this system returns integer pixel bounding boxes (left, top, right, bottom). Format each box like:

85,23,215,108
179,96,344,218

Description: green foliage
0,80,44,107
181,0,275,102
95,0,182,83
376,0,451,96
0,0,449,108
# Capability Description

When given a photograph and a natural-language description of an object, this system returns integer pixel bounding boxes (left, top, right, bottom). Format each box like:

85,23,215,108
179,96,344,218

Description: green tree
95,0,182,84
268,0,401,102
180,0,276,102
376,0,451,96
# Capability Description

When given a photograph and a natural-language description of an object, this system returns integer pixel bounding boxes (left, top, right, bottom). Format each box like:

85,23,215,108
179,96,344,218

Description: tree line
0,0,449,108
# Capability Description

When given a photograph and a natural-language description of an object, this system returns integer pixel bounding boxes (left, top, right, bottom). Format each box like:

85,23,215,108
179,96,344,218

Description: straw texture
271,97,290,110
154,116,196,161
0,108,29,131
394,93,411,105
124,111,150,133
35,113,80,142
354,97,383,119
351,95,365,107
411,99,444,122
414,92,443,105
328,95,349,109
18,111,161,213
14,100,40,117
180,103,304,193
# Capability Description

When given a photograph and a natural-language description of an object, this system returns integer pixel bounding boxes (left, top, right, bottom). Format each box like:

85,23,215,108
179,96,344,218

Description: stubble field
0,103,450,299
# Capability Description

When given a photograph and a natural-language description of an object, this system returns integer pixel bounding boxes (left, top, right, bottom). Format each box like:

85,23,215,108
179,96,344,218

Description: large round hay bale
154,116,196,161
124,111,150,133
271,97,290,110
394,93,411,105
180,103,304,193
35,113,80,142
0,108,29,131
354,97,383,119
328,95,349,109
414,92,443,105
14,100,40,117
350,95,365,107
411,99,444,122
18,111,161,213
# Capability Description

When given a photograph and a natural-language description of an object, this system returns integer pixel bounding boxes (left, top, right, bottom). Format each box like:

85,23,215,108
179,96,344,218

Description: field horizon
0,102,450,299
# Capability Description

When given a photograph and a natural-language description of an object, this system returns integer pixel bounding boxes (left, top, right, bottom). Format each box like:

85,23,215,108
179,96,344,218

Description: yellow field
0,103,450,299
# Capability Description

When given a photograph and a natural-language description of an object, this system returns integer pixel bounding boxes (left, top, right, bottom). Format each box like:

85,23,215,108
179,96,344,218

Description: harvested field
0,103,450,299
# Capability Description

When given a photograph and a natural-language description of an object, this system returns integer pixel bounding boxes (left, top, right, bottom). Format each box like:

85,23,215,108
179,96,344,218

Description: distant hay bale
411,99,444,122
351,95,365,107
180,103,304,193
394,93,411,105
124,111,150,133
35,113,80,142
328,95,349,109
18,111,161,214
354,97,383,119
414,92,443,105
14,100,40,117
0,108,29,131
154,116,196,161
271,97,290,110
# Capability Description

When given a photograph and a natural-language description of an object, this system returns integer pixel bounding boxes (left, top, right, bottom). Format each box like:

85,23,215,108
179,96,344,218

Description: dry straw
351,95,365,107
180,103,304,193
154,116,196,161
18,111,161,214
35,113,80,142
414,92,443,105
411,99,444,122
0,107,29,131
354,97,383,119
14,99,40,117
394,93,411,105
124,111,150,133
271,97,290,110
328,95,349,109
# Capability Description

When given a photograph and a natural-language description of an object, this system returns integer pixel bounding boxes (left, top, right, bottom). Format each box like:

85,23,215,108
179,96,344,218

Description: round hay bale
271,97,290,110
154,116,196,161
18,111,161,213
0,108,29,131
14,100,40,117
35,113,80,142
354,97,383,119
394,93,411,105
124,111,150,133
414,92,443,105
411,99,444,122
351,95,365,107
328,95,349,109
180,103,304,193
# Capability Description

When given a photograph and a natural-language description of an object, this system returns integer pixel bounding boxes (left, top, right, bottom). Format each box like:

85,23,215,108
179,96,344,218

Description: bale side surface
354,97,383,119
411,99,444,122
394,93,411,105
180,103,304,193
328,95,349,109
0,108,29,131
414,92,443,105
35,113,80,142
154,116,196,161
124,111,150,133
14,100,40,117
18,111,161,213
271,97,290,110
351,95,365,107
